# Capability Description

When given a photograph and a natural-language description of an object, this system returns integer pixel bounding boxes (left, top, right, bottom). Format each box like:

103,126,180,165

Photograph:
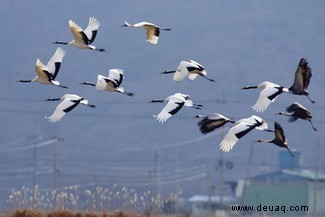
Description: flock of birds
17,17,317,157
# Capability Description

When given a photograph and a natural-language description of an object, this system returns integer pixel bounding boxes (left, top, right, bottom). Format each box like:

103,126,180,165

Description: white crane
219,115,271,152
122,21,171,44
194,113,235,134
277,102,317,131
150,93,203,123
161,60,215,82
18,47,68,88
53,17,105,52
288,58,315,103
45,94,96,122
256,122,294,157
242,81,289,113
80,69,134,96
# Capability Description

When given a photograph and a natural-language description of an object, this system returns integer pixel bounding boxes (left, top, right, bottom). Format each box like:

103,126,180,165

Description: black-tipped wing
198,118,227,134
108,69,124,87
84,17,100,44
48,98,80,122
289,58,312,92
154,96,185,123
285,103,303,122
47,47,65,79
285,103,299,113
274,122,286,144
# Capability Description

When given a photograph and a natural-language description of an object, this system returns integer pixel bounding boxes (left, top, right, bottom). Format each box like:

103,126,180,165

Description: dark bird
277,102,317,131
194,113,235,134
288,58,315,103
256,122,294,157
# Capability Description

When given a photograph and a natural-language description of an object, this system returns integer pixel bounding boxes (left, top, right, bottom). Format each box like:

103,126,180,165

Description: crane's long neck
192,104,203,110
242,85,258,90
150,99,164,103
256,139,273,143
161,70,176,74
52,41,69,45
17,79,32,83
277,112,291,117
80,81,96,87
122,21,133,27
46,97,61,101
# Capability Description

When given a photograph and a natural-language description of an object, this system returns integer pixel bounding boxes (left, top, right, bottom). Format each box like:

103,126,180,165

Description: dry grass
6,209,139,217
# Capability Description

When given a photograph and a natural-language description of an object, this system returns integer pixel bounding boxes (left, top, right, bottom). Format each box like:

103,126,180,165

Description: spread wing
108,69,124,87
35,59,51,81
274,122,286,144
48,98,79,122
47,47,65,79
173,61,191,82
96,75,109,91
197,114,229,134
252,86,281,113
290,58,312,92
69,19,88,44
154,97,185,123
146,26,159,44
83,17,100,44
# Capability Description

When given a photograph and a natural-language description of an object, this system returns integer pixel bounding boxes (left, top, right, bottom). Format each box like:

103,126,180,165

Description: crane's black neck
45,98,61,101
161,70,176,74
80,81,96,86
18,79,32,83
52,41,68,45
150,99,164,103
242,85,258,89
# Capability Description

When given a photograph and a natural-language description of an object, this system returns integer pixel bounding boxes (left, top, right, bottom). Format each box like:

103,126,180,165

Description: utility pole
312,138,320,217
217,94,226,206
52,135,63,210
153,149,159,213
219,148,224,205
33,137,37,207
30,135,41,208
53,137,57,190
241,142,255,205
52,136,57,210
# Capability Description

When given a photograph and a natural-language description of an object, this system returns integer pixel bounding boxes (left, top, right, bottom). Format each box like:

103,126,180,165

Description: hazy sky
0,0,324,208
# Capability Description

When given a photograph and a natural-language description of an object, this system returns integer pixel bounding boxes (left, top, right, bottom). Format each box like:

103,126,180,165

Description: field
2,209,194,217
4,210,138,217
2,186,187,217
4,209,325,217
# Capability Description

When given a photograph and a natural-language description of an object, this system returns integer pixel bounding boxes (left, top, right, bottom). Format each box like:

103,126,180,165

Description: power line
1,97,325,109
